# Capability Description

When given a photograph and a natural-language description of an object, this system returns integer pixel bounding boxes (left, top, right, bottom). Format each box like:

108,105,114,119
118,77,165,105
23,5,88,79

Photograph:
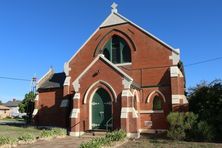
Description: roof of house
0,105,10,110
4,99,21,107
38,72,66,90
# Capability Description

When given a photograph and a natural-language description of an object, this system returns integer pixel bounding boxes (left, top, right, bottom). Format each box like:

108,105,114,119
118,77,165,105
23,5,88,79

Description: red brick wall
68,23,173,92
36,22,187,133
35,88,70,128
74,59,124,131
67,23,183,131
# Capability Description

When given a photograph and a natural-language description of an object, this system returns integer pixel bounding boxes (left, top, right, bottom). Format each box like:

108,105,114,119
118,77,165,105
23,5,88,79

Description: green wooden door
92,88,112,129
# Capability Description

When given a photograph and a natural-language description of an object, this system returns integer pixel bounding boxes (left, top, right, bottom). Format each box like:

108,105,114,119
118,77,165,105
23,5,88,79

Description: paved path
17,136,91,148
0,120,25,125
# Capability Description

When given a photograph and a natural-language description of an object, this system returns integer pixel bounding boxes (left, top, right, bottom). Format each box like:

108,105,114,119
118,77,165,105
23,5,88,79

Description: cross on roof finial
111,2,118,13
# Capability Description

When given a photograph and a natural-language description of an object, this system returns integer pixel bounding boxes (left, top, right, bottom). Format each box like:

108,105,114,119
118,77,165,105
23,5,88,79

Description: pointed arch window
153,96,162,110
102,35,131,64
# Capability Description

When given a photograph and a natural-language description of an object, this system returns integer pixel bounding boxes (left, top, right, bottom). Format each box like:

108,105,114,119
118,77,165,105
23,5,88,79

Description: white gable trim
100,12,127,27
36,68,54,90
72,54,133,92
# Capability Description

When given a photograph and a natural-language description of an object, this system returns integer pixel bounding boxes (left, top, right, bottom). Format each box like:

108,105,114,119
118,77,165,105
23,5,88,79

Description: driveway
0,120,25,125
17,136,91,148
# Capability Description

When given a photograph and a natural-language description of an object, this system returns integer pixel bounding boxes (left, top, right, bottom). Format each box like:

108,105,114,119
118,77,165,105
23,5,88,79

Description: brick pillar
69,93,83,136
170,66,188,111
121,89,140,138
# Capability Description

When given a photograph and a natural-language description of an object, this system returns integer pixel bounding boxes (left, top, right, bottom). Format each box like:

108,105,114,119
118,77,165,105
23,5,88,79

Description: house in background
0,105,10,119
4,99,24,117
33,3,188,138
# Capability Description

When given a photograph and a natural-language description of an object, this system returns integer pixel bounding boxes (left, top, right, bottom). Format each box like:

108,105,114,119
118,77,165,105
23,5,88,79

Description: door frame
89,87,114,130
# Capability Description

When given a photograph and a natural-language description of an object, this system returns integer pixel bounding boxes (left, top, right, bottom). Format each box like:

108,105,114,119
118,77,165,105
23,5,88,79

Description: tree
188,80,222,141
19,91,36,123
0,100,2,105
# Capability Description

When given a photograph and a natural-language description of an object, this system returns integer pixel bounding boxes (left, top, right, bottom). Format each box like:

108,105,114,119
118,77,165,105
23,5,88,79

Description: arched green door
92,88,112,130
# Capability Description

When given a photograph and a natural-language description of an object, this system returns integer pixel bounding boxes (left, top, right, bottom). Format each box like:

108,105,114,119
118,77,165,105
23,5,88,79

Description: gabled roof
73,54,133,84
0,105,10,110
4,100,21,107
37,68,54,89
38,72,66,90
68,5,179,64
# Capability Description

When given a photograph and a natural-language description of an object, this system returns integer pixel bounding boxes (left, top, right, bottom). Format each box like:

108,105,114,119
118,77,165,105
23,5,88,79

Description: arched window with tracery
102,35,131,64
152,96,163,110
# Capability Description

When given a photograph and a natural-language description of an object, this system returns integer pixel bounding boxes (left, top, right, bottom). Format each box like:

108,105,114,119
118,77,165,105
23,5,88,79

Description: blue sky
0,0,222,102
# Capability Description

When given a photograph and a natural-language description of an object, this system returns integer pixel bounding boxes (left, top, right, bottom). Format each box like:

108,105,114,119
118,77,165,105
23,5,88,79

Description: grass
121,134,222,148
0,125,67,146
0,125,41,138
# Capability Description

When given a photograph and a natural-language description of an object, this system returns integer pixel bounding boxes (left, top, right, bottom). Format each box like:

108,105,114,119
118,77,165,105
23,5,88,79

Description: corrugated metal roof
38,72,66,90
0,105,10,110
4,100,21,107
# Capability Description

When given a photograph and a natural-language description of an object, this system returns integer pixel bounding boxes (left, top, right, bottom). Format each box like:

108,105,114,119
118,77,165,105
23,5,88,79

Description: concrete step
81,130,108,138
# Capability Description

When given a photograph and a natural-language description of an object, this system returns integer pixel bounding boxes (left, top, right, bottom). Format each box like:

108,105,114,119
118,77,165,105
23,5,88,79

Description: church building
33,3,188,138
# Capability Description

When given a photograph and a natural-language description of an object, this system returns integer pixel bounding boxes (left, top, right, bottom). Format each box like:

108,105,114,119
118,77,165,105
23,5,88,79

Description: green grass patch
0,126,66,146
0,125,41,138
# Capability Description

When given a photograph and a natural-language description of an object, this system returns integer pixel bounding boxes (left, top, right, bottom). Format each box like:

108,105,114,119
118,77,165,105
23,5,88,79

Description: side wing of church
33,4,188,138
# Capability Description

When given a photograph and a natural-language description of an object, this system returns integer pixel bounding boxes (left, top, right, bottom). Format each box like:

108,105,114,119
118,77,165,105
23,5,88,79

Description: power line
0,76,31,82
0,56,221,82
184,56,222,67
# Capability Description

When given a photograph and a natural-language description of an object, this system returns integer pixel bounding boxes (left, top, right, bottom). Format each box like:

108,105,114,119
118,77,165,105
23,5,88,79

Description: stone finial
111,2,118,13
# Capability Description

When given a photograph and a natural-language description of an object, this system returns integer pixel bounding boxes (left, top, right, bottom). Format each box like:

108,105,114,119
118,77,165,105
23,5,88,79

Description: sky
0,0,222,102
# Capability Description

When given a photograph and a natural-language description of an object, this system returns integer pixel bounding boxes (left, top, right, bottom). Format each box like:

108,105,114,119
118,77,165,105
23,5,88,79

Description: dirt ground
121,134,222,148
17,136,91,148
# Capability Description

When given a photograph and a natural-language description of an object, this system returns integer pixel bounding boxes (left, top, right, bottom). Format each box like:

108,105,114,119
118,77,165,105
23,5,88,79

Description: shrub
40,130,54,138
80,130,126,148
188,80,222,141
167,112,197,140
18,133,35,142
193,121,215,141
0,136,16,145
105,129,126,141
52,128,67,136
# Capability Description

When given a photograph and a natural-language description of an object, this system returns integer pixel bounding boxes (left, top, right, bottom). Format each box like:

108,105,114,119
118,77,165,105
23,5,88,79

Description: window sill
115,62,132,66
140,110,164,114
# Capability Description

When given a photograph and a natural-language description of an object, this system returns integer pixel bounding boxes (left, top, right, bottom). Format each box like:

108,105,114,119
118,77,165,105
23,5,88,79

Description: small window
153,96,162,110
103,35,131,64
60,99,69,108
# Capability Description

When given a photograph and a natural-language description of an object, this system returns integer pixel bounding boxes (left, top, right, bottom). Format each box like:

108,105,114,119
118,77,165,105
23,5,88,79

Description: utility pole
31,76,37,94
